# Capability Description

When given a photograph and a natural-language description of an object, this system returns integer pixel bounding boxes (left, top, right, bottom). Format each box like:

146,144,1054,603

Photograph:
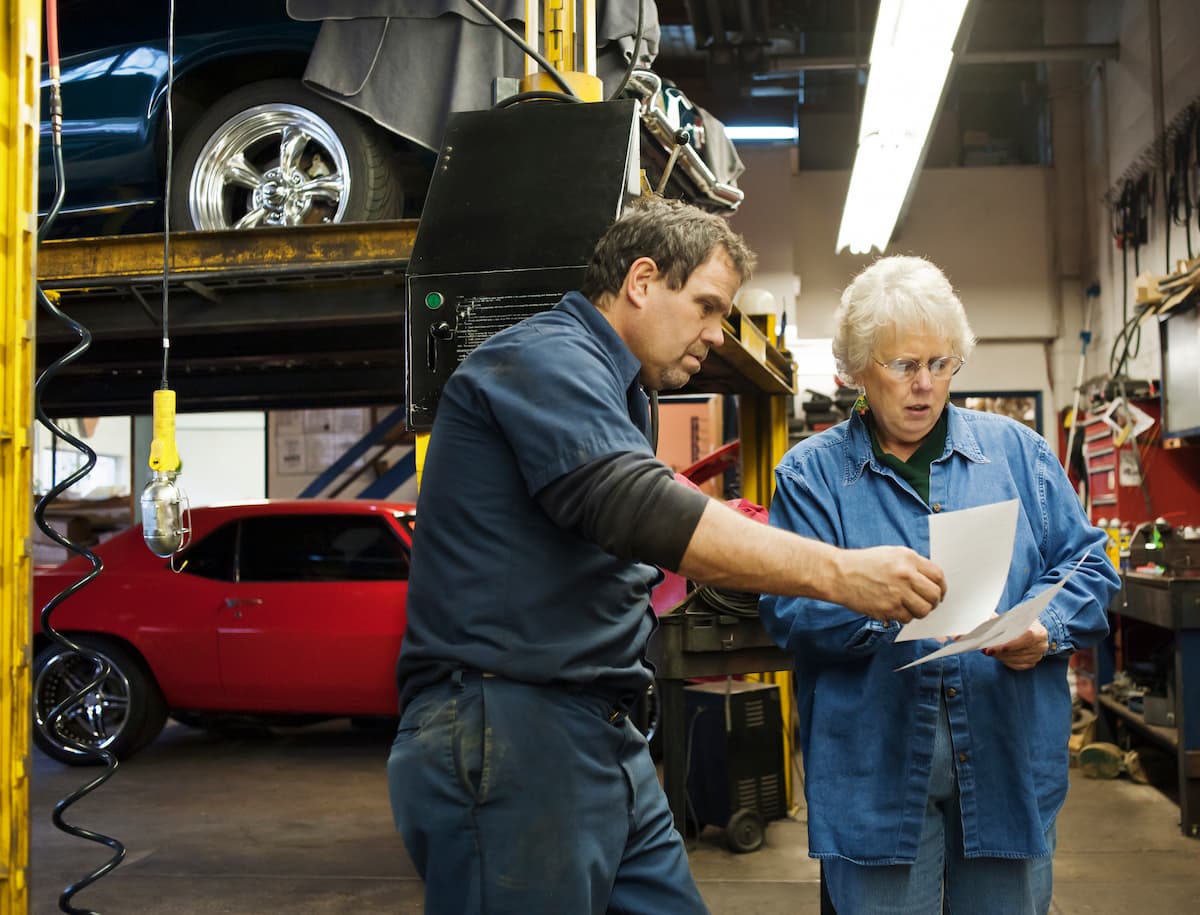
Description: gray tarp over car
286,0,662,153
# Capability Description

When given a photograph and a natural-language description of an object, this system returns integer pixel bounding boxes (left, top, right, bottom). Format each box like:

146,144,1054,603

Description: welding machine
684,679,787,853
404,99,641,431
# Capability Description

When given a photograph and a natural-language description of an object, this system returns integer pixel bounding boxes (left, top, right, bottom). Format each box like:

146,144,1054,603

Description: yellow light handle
148,388,181,473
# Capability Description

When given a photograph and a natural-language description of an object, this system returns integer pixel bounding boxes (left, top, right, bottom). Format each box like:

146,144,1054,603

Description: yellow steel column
414,432,430,491
738,392,798,809
1,1,39,912
737,392,790,508
519,0,603,100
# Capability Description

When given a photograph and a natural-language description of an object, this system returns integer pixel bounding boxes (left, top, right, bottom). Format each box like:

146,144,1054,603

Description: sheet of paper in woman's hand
894,499,1019,642
894,563,1080,671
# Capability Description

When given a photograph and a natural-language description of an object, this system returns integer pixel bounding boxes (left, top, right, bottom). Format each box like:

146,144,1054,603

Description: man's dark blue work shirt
396,291,662,709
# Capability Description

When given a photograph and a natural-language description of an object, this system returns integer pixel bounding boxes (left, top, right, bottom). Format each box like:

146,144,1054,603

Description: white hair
831,255,977,387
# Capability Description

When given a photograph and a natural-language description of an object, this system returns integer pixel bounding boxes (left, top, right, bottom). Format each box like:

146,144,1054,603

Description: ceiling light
836,0,970,254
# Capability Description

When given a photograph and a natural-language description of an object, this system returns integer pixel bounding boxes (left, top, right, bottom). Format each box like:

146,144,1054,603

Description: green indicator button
425,291,445,309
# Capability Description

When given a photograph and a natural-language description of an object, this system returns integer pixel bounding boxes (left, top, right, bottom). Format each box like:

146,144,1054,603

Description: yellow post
737,392,789,508
519,0,604,100
738,392,798,810
543,0,575,75
414,432,430,492
1,1,39,911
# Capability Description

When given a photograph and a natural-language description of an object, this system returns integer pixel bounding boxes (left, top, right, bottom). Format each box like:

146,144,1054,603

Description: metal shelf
1096,692,1181,754
36,220,795,414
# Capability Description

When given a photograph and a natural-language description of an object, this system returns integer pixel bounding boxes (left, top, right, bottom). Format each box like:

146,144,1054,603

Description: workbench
1093,571,1200,837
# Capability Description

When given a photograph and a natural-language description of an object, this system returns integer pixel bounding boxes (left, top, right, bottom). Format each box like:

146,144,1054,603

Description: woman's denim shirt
759,406,1119,863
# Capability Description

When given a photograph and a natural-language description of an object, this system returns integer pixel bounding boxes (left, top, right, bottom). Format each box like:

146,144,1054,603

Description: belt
458,669,632,726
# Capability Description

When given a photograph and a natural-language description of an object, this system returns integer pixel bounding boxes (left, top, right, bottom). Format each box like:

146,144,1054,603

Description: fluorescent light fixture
725,125,799,142
836,0,969,254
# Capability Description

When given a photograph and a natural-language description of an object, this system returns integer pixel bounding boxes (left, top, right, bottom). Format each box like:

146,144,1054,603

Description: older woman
760,256,1119,914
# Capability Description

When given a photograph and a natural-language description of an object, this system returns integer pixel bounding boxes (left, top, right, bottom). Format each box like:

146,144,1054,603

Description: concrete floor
29,719,1200,914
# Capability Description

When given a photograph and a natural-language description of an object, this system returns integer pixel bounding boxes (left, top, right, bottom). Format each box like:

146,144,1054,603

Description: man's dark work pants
388,670,709,914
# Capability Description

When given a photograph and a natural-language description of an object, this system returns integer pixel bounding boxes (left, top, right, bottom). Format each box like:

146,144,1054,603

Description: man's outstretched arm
537,453,945,623
677,499,945,624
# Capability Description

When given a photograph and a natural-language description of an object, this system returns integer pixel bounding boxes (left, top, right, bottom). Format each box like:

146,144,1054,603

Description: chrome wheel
34,646,132,757
32,636,167,764
187,104,351,230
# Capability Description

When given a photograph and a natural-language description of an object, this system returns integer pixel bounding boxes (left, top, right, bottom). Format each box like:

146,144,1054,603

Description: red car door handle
224,597,264,608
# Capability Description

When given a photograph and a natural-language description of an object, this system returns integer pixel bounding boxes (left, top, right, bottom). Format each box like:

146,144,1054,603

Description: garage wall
130,412,266,514
730,0,1200,454
265,407,418,503
1080,0,1200,389
732,147,1059,442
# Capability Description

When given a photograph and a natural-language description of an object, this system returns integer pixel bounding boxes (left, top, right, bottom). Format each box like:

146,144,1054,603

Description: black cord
1174,115,1196,259
462,0,579,98
683,706,707,843
494,89,582,108
1133,174,1150,275
1162,159,1172,273
34,5,127,908
1108,233,1145,380
1169,127,1191,239
1195,110,1200,243
606,0,645,101
159,0,176,390
685,584,761,619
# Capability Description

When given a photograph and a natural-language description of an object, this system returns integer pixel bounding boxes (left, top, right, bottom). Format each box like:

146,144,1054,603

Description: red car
32,499,414,765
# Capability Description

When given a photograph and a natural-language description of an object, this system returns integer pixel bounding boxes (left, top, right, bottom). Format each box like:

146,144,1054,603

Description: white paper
895,557,1085,671
895,500,1019,642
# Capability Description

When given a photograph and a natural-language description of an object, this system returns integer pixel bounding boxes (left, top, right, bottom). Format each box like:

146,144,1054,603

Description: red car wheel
32,636,168,766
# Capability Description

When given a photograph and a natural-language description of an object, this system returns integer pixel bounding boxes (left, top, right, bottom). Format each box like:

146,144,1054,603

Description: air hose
32,1,127,912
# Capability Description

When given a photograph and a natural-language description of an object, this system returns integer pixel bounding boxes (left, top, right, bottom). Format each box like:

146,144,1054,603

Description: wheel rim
187,103,351,230
34,648,132,756
733,818,761,847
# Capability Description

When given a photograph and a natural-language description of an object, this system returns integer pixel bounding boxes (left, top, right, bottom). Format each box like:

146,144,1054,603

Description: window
951,392,1042,434
180,521,238,581
238,515,410,582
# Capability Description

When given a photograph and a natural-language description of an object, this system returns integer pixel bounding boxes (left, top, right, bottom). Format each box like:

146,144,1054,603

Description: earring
854,392,869,414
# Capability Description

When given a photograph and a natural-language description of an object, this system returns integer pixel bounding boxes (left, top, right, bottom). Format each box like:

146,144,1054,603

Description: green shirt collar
866,408,949,504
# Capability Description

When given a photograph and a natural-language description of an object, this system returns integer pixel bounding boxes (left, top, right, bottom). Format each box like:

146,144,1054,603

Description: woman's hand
984,620,1049,670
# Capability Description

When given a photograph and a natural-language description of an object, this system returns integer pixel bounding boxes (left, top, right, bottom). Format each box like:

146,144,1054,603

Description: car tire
33,636,168,766
169,78,401,231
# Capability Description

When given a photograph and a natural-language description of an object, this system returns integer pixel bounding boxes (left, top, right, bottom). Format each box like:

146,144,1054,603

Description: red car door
215,512,410,714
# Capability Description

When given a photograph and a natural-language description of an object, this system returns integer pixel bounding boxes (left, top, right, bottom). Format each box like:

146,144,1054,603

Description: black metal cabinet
646,612,792,836
1094,572,1200,837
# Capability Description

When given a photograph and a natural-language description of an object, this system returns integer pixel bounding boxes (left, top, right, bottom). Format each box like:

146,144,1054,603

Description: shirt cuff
1040,607,1071,656
845,619,900,654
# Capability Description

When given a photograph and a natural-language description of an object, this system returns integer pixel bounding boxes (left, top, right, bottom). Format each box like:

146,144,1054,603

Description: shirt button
946,687,957,698
932,503,942,512
1050,642,1058,651
958,752,968,762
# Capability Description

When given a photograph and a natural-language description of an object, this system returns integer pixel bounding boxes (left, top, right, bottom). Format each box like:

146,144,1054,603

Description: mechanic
387,197,947,914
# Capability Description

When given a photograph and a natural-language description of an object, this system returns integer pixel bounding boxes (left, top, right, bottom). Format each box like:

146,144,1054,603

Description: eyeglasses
873,355,964,381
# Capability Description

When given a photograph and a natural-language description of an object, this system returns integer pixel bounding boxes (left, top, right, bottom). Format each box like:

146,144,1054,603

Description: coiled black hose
33,2,126,911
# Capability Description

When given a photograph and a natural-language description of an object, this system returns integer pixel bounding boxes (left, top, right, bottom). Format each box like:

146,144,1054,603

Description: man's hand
832,546,947,623
984,620,1049,670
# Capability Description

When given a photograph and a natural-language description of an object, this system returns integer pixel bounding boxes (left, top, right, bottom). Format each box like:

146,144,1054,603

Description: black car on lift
40,0,432,238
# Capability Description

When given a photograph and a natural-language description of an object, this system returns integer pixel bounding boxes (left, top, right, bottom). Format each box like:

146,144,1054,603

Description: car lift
2,2,798,910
